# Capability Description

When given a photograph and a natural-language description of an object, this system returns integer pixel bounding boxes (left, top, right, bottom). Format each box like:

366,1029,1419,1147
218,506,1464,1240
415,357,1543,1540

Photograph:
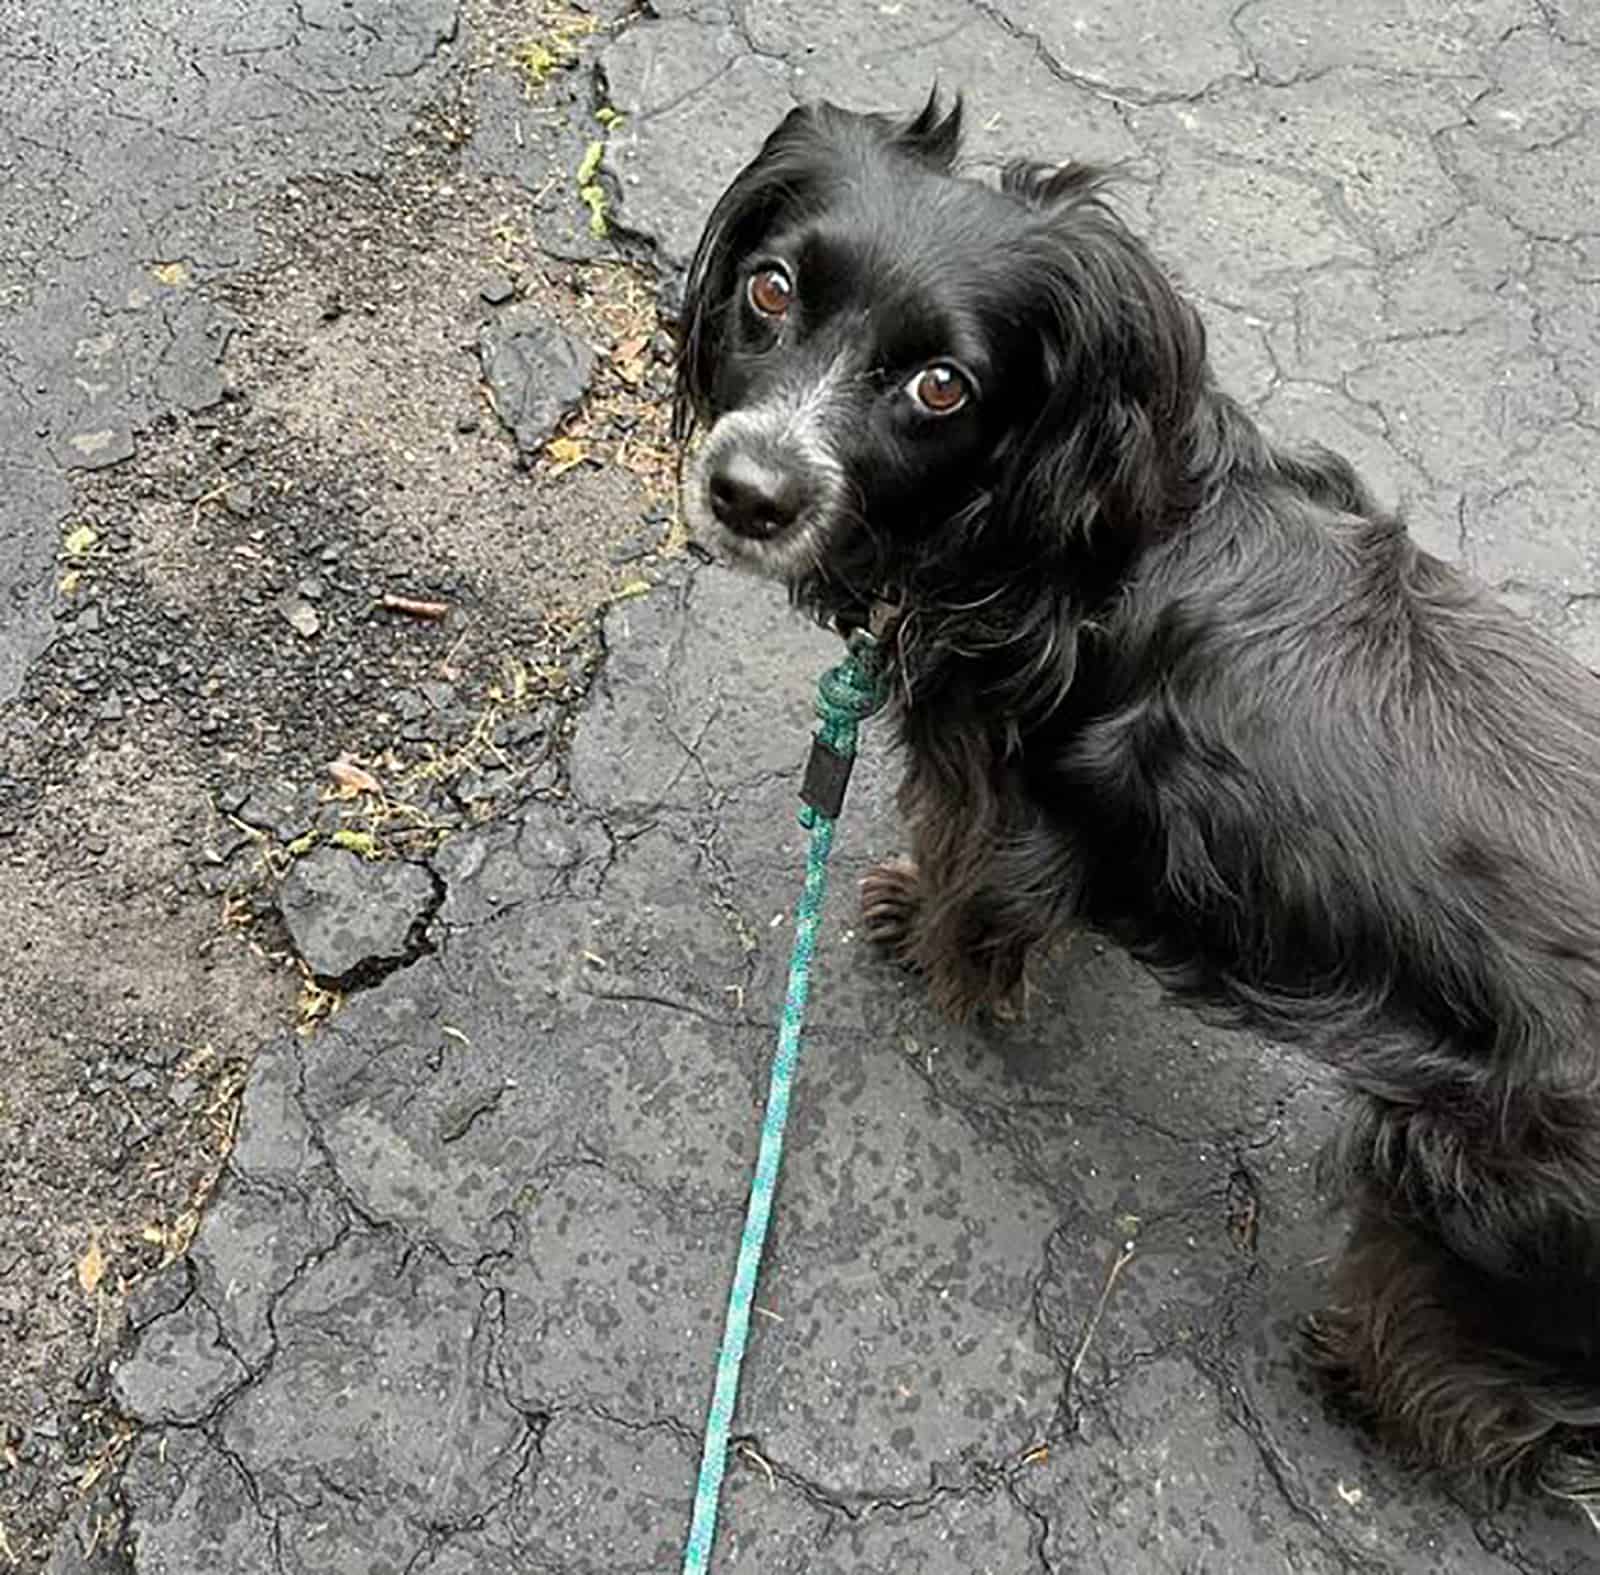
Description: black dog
673,93,1600,1513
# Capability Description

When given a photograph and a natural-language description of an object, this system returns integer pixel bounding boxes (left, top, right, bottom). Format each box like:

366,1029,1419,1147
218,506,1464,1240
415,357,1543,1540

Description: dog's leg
860,853,1033,1019
861,787,1074,1021
1304,1195,1545,1481
862,859,1034,1019
1308,1096,1600,1506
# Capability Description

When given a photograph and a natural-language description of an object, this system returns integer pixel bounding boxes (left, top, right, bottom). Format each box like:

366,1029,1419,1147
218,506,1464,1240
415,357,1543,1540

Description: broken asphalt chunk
277,846,438,983
477,304,594,460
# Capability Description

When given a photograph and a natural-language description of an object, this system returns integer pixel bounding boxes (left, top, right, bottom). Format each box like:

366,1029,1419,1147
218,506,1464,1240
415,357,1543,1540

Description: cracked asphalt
4,0,1599,1571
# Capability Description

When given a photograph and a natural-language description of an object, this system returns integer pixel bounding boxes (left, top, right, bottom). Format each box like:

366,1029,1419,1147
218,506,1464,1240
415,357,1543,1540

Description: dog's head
674,92,1207,625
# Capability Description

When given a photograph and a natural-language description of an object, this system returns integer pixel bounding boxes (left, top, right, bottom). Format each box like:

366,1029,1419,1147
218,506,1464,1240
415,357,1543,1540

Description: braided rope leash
681,630,887,1574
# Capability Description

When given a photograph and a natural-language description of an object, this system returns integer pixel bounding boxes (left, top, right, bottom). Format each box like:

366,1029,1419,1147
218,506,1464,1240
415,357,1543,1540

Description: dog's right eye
747,265,793,320
906,362,971,415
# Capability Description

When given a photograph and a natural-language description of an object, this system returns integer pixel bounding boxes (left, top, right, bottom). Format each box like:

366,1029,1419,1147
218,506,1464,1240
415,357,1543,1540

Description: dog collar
832,596,902,644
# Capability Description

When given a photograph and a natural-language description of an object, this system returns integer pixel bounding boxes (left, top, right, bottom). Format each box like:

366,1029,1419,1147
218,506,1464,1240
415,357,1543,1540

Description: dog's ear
672,106,821,442
894,86,963,170
992,163,1208,562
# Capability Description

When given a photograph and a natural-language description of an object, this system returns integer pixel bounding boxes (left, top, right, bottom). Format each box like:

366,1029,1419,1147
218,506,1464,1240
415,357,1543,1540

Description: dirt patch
0,750,293,1569
0,12,683,1563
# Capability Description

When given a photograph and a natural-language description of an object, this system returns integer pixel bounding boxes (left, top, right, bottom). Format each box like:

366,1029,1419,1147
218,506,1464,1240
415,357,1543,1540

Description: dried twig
735,1443,777,1491
381,592,450,620
1069,1239,1137,1386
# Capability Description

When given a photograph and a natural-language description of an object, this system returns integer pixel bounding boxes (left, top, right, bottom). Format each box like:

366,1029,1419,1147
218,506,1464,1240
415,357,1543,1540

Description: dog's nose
707,451,806,539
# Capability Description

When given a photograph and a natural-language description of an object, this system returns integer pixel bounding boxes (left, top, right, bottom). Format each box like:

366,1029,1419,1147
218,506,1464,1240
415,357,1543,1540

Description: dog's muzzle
706,447,810,542
686,358,852,573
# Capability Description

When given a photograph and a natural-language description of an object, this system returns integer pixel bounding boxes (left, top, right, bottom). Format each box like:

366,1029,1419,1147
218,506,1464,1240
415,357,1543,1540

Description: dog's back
1072,475,1600,1061
1064,469,1600,1478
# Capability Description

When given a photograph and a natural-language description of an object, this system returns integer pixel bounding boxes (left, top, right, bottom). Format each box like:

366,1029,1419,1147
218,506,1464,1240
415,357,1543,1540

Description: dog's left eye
747,265,793,319
906,363,971,415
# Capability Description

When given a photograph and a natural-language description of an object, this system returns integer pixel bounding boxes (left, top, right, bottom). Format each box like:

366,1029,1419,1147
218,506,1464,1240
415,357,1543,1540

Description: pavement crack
1192,1341,1392,1575
734,1435,1061,1541
595,42,742,127
963,0,1141,107
289,1041,413,1238
965,0,1275,106
1005,1469,1061,1574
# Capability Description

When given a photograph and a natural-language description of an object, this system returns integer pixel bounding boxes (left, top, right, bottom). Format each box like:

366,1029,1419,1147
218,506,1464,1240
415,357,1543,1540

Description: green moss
511,38,562,88
331,828,381,860
579,184,608,237
576,140,609,237
509,9,597,96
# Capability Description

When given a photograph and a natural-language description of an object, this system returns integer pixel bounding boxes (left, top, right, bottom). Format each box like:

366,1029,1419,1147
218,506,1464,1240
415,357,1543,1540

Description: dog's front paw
860,857,920,958
1298,1306,1360,1386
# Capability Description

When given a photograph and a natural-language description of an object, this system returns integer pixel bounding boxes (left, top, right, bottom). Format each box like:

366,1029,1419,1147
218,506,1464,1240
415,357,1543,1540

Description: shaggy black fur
673,92,1600,1510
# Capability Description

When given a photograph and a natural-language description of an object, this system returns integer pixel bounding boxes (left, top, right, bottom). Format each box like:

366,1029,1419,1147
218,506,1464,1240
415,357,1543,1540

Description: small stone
224,484,254,518
479,275,516,305
96,696,125,723
61,427,135,471
496,711,548,749
455,411,480,434
477,305,595,460
236,781,310,842
77,604,102,635
454,769,489,803
278,598,321,639
277,847,438,981
296,576,326,602
391,688,429,723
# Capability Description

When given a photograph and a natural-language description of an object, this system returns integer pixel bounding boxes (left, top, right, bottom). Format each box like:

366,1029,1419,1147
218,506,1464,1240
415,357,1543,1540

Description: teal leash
681,630,887,1573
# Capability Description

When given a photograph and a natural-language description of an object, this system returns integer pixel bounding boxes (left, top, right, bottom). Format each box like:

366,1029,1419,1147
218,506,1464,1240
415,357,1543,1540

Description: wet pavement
5,0,1600,1570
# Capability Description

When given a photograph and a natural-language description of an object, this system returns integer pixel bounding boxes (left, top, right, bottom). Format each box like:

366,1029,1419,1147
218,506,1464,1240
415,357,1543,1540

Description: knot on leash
800,633,888,827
